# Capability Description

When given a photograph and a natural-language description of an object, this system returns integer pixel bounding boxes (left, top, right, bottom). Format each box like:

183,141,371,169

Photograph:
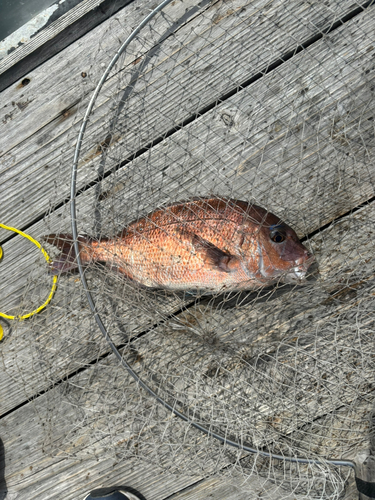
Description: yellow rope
0,223,58,334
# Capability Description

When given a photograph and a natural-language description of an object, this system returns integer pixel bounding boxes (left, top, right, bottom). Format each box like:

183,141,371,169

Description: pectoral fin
178,230,238,273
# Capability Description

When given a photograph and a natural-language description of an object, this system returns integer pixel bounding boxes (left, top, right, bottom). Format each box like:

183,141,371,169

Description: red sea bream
45,197,314,292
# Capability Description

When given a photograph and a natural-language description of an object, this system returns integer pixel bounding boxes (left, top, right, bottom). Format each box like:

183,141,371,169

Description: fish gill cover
1,0,374,498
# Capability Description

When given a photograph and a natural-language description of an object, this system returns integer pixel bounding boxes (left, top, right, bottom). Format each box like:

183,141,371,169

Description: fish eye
270,231,285,243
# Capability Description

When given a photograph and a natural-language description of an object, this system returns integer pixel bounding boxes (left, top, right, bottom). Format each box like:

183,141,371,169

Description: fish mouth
284,268,308,284
283,255,316,284
257,243,316,285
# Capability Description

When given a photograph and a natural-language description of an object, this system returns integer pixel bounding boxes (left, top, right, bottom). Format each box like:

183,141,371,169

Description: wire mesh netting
1,0,375,498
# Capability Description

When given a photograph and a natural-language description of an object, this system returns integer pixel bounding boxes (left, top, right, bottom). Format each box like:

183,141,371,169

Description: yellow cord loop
0,223,57,334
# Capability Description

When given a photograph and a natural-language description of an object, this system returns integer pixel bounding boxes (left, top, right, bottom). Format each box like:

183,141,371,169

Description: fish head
245,208,315,285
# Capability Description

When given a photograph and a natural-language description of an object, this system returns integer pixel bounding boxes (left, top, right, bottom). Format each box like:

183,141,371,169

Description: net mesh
1,0,375,498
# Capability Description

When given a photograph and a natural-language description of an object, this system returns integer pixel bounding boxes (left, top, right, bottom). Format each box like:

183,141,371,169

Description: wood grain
0,0,112,75
1,2,374,311
1,390,200,500
1,206,370,498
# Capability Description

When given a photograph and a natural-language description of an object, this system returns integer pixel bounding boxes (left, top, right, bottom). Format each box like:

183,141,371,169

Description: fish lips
282,255,317,284
257,241,316,285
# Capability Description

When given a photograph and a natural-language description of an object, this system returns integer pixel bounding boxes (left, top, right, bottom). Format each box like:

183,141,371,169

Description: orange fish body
45,198,314,293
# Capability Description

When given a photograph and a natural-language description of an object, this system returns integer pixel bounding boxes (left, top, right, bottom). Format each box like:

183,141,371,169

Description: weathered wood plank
3,0,372,242
0,0,211,156
0,0,146,94
0,2,372,500
1,0,373,233
165,474,358,500
1,301,359,499
0,390,201,500
1,45,374,406
165,477,287,500
1,353,308,499
26,206,369,498
0,369,359,500
0,229,194,415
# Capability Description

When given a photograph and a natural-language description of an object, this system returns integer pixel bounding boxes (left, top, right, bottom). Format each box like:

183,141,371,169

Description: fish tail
43,234,93,275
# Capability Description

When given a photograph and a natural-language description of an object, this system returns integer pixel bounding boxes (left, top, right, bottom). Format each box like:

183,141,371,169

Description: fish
44,197,315,293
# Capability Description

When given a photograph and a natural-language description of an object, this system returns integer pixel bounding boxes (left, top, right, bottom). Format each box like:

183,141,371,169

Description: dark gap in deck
1,0,373,248
301,195,375,242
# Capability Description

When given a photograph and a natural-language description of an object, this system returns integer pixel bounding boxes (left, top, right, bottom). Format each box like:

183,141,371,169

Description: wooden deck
1,0,374,498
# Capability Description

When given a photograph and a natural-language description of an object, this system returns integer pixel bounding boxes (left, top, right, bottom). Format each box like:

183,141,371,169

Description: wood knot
221,112,234,127
16,78,30,88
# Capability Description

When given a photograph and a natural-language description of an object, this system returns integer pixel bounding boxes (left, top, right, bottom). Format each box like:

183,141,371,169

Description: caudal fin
43,234,91,275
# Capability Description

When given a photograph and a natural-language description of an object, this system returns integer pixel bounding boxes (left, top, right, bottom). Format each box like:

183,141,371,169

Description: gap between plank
0,0,137,93
300,195,375,243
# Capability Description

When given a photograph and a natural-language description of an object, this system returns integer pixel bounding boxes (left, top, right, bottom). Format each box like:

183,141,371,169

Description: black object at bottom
85,485,147,500
355,477,375,499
